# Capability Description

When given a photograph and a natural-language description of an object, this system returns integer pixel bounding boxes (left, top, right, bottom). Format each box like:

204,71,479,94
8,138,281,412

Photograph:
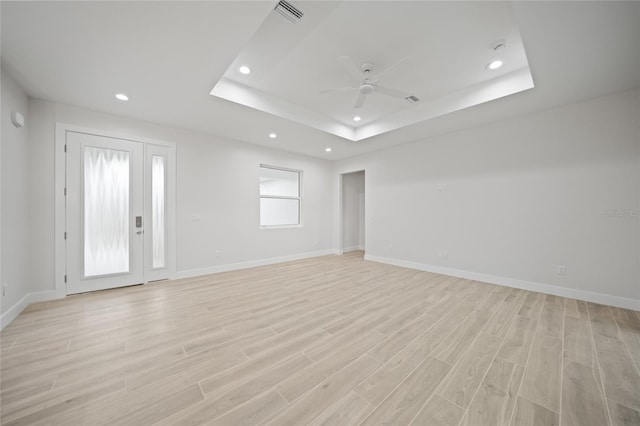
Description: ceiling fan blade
375,84,410,100
319,85,356,94
354,93,367,109
339,56,363,81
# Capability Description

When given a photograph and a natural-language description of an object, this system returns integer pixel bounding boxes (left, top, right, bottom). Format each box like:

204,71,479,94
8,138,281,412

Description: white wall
334,89,640,309
341,171,365,251
24,100,334,297
1,67,31,319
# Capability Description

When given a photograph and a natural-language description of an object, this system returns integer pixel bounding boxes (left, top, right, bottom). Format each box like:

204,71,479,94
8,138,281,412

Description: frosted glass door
84,147,130,276
66,132,144,294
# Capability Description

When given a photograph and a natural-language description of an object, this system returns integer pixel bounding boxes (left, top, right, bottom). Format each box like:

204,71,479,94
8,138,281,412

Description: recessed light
115,93,129,101
239,65,251,75
487,60,503,70
269,133,277,139
325,147,332,152
353,116,361,122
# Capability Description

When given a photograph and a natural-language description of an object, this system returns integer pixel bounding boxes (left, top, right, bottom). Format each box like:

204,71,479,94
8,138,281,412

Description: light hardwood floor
1,252,639,425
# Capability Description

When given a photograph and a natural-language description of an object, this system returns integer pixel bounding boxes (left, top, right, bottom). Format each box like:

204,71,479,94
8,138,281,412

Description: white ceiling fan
321,56,417,109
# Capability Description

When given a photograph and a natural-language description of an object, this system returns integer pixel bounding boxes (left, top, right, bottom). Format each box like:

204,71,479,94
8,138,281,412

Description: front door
66,131,145,294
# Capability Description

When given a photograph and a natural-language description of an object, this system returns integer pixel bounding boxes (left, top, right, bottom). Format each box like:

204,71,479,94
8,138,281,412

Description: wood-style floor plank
360,356,451,426
561,361,609,426
354,330,446,406
267,355,380,426
564,316,595,368
496,315,537,366
538,295,564,339
463,357,524,426
1,252,637,425
2,378,126,425
410,394,465,426
310,391,373,426
432,311,489,365
593,333,640,411
484,300,523,338
518,333,562,413
518,293,544,319
275,331,384,403
588,302,620,339
437,331,503,408
199,330,330,398
107,384,204,426
610,306,640,372
209,390,287,426
608,399,640,426
511,396,559,426
166,354,312,425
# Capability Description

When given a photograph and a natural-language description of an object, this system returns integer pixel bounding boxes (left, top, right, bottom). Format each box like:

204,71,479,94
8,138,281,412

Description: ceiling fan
321,56,417,109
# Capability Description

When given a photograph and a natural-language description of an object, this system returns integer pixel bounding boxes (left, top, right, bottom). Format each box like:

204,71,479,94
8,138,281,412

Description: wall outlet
215,250,222,258
557,265,567,276
191,214,201,221
437,183,447,191
438,249,449,258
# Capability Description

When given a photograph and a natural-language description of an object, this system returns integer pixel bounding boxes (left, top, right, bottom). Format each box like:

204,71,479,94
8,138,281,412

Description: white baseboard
365,254,640,311
174,249,339,280
1,290,61,330
342,246,365,253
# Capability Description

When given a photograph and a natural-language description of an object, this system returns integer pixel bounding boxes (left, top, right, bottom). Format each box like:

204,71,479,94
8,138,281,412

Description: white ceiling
213,1,533,141
2,1,639,160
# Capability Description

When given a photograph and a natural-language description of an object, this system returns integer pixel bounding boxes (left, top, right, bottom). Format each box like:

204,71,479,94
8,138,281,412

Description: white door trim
55,123,177,297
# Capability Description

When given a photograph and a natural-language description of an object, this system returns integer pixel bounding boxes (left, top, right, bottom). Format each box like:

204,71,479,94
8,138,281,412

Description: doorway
63,129,175,295
341,170,365,254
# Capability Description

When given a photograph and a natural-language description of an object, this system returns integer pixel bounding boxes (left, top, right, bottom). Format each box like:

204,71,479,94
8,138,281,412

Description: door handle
136,230,143,235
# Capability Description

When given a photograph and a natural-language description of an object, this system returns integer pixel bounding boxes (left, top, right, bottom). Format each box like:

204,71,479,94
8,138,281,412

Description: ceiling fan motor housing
360,83,375,95
359,62,376,94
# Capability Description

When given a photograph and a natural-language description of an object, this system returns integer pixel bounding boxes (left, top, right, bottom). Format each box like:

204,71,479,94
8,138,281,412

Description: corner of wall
1,290,61,330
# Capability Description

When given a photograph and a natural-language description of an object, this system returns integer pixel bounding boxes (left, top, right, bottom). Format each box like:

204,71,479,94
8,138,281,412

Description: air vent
275,0,303,23
405,95,420,103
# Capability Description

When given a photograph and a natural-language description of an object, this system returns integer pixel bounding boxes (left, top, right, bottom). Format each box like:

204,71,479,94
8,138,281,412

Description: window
259,165,301,227
151,155,166,268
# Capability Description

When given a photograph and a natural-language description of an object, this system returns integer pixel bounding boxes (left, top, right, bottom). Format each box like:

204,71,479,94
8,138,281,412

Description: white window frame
259,164,302,229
